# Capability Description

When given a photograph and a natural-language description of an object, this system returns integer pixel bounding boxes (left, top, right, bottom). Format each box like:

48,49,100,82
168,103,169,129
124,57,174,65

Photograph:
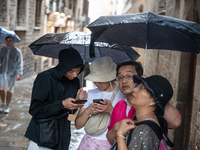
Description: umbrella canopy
0,28,21,43
29,31,140,63
87,12,200,54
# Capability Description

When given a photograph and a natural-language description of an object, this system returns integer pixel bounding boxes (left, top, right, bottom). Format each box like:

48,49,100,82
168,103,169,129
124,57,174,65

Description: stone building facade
43,0,88,72
122,0,200,150
0,0,89,79
43,0,89,86
0,0,46,78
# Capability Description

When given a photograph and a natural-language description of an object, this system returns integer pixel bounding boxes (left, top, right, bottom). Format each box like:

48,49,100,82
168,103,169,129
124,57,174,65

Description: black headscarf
54,47,84,79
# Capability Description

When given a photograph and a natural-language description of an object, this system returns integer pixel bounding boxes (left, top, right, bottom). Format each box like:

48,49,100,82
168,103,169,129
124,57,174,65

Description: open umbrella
28,31,140,64
87,12,200,54
0,28,21,43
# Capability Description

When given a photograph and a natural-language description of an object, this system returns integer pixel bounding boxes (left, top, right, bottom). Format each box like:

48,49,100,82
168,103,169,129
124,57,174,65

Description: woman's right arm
75,102,99,129
117,136,128,150
116,119,136,150
75,107,91,129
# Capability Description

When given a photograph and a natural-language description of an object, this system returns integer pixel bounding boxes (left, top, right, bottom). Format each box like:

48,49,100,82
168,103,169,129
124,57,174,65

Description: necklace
100,82,114,99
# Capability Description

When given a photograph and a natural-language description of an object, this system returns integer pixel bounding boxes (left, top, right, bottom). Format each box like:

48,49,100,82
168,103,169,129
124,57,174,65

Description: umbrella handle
89,31,104,58
81,35,87,88
144,42,147,74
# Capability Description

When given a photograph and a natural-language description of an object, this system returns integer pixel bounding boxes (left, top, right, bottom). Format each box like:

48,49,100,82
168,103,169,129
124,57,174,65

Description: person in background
106,60,182,145
0,36,23,113
25,48,87,150
75,56,126,150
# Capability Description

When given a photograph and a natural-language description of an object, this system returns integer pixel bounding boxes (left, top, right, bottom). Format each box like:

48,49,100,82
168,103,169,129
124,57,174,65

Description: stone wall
185,1,200,149
0,0,45,79
123,0,200,149
166,1,200,150
191,55,200,150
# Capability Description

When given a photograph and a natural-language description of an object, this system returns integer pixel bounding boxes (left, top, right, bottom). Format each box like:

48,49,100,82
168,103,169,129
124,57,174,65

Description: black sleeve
29,72,67,119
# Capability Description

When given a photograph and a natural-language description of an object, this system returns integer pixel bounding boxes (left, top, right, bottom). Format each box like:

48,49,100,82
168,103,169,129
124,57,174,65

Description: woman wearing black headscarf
113,75,174,150
25,48,87,150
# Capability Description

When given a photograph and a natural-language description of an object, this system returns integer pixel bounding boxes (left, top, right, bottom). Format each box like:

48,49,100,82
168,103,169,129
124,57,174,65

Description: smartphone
72,100,87,104
93,99,104,104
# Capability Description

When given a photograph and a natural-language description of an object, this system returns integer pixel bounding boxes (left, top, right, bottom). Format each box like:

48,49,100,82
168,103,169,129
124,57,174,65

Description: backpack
127,120,173,150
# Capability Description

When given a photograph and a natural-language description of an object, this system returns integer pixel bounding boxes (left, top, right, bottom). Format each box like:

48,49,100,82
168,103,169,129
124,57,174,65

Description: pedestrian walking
0,36,23,113
25,47,87,150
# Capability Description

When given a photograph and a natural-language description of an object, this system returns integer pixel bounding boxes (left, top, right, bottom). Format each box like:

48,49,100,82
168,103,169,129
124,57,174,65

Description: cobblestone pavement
0,75,85,150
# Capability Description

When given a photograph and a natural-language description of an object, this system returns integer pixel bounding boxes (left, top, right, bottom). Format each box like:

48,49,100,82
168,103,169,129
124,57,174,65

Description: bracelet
114,134,126,141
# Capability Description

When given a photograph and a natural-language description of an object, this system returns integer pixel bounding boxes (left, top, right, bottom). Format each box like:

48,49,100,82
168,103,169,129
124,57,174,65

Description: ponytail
154,105,168,135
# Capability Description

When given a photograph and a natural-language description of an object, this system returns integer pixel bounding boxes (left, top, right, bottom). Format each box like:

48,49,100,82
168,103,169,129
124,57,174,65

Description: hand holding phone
93,99,104,104
72,100,87,104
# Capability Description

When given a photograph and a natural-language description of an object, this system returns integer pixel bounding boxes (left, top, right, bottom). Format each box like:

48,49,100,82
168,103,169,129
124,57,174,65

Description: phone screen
72,100,87,104
93,99,104,104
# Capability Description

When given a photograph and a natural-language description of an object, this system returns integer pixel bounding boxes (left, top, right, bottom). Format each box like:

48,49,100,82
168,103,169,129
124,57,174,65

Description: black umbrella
29,31,140,64
87,12,200,54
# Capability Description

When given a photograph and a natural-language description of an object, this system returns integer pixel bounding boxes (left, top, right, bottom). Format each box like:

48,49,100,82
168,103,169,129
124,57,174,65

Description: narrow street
0,75,85,150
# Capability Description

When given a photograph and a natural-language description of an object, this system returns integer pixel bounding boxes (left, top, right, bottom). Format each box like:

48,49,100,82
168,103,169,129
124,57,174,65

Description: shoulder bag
84,86,119,136
34,112,68,148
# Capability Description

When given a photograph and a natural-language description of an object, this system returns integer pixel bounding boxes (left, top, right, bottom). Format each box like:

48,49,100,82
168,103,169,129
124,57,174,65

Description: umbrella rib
102,16,115,25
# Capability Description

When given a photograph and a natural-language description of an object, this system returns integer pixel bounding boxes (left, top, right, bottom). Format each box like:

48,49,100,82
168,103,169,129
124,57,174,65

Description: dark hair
154,106,168,133
5,36,12,40
155,105,174,147
116,60,143,76
74,64,84,70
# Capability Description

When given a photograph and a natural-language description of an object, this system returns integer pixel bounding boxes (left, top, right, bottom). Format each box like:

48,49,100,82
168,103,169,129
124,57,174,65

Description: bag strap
56,112,69,119
126,115,137,146
34,112,69,123
126,126,134,147
110,85,120,104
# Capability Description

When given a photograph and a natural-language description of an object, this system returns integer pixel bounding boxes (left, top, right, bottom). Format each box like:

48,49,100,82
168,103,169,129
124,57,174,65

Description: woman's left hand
76,88,88,100
93,99,113,114
117,119,137,136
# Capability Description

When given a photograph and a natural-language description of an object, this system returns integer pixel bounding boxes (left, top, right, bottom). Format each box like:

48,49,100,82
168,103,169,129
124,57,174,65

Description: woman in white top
75,56,125,150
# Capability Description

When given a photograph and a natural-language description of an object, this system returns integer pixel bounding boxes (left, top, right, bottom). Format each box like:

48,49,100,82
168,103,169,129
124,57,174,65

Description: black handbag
34,113,68,148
